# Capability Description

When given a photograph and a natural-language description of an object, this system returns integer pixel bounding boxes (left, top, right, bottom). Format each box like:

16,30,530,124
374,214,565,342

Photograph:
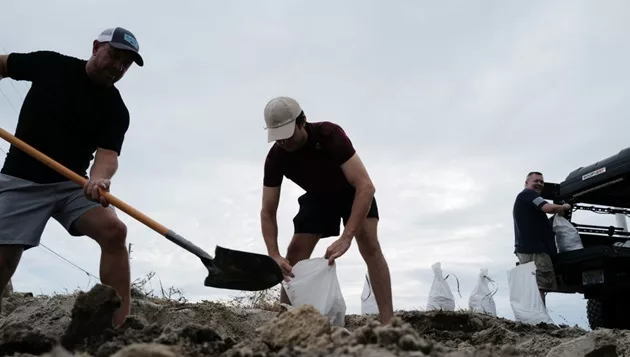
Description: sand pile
1,284,629,357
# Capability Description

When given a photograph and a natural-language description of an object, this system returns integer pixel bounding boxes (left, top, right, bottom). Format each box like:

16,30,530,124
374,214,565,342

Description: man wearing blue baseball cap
0,26,143,326
95,27,144,68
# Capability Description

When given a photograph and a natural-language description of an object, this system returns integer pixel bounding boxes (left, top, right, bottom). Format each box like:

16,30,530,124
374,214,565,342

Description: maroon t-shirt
263,121,357,199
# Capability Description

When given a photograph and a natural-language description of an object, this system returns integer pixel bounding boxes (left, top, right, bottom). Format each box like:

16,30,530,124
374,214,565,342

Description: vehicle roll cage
567,204,630,240
539,147,630,243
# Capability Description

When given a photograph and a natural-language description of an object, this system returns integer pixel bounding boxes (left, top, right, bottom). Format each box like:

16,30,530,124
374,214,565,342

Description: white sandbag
360,272,379,315
468,268,497,316
426,262,455,311
552,215,583,252
507,261,553,324
281,258,346,327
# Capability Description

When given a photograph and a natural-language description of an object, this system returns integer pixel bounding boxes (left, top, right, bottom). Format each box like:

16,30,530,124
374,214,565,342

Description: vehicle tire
587,297,630,330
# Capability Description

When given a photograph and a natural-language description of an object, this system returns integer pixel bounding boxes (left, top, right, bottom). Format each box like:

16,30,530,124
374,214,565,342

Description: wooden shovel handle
0,127,170,237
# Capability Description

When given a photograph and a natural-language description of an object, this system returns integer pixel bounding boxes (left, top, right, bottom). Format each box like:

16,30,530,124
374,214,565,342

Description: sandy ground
0,284,628,357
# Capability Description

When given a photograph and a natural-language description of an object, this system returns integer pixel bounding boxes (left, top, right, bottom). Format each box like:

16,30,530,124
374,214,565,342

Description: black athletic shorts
292,192,379,238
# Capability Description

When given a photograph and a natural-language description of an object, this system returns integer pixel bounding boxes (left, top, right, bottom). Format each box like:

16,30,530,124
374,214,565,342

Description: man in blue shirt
513,171,571,304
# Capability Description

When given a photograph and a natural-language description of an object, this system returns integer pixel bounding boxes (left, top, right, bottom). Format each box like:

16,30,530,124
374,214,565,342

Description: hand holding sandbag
281,258,347,327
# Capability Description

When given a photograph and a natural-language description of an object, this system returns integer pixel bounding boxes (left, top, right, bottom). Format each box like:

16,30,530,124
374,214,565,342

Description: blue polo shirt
513,188,557,256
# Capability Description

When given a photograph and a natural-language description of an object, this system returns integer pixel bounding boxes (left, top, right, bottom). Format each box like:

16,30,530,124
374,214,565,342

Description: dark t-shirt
513,188,557,255
1,51,130,183
263,121,357,199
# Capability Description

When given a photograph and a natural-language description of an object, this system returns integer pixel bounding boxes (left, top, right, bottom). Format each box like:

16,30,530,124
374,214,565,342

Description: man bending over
259,96,393,325
513,171,571,305
0,27,143,326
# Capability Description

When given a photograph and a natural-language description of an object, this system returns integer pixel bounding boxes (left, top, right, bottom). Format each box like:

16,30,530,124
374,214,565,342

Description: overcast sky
1,0,629,329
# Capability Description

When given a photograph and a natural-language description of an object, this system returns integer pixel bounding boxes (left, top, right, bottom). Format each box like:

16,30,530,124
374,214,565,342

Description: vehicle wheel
587,297,630,330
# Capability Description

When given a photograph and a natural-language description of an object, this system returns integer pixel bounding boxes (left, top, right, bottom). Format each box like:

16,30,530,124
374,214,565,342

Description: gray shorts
0,173,104,250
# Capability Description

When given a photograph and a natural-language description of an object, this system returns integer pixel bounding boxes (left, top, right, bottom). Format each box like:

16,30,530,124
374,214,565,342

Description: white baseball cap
264,96,302,143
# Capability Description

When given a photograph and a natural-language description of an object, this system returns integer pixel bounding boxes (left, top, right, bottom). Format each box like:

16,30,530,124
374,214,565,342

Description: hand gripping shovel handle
0,127,211,260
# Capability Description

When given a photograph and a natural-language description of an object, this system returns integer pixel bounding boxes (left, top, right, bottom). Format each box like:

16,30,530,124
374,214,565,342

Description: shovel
0,127,283,291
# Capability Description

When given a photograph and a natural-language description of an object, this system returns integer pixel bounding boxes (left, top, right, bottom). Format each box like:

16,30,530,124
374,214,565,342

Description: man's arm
84,148,119,206
260,185,282,256
0,51,63,82
261,149,284,256
340,153,376,240
86,97,128,205
261,183,294,279
0,55,8,78
92,96,129,181
523,190,570,214
90,148,119,180
320,122,375,240
541,201,571,214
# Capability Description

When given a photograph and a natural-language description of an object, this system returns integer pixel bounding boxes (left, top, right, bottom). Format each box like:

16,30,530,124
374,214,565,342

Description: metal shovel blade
202,246,284,291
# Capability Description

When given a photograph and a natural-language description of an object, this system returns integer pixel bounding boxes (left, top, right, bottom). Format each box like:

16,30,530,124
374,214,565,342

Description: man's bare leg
72,207,130,327
355,218,393,325
0,246,23,313
280,233,321,304
2,279,13,297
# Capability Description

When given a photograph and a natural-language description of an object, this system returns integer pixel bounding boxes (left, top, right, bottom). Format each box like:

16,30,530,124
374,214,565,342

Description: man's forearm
90,149,120,180
90,158,118,180
261,211,280,256
341,183,376,240
552,204,566,213
544,203,569,214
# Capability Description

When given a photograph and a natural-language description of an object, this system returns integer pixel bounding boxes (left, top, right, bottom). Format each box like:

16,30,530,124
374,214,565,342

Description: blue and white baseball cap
96,27,144,67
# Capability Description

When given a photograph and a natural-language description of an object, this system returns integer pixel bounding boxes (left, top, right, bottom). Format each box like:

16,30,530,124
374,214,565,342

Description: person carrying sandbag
258,96,393,325
512,171,571,305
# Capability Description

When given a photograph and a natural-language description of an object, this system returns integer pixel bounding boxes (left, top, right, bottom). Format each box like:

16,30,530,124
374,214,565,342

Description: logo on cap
123,33,138,50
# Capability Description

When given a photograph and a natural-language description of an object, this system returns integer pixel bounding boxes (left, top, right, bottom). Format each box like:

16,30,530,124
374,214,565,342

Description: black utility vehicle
542,147,630,330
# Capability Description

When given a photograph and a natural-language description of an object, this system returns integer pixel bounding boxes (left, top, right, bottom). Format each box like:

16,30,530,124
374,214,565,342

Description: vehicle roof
541,147,630,208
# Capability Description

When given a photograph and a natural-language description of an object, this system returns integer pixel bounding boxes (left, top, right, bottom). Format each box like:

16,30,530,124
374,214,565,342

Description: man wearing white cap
260,96,393,324
0,27,143,326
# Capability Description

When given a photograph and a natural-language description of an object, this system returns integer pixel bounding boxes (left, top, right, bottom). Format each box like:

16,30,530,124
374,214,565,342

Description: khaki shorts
516,252,558,291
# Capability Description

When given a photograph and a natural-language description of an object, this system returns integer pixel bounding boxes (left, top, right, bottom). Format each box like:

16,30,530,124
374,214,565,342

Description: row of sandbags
361,262,498,317
278,259,500,327
361,261,559,326
279,257,556,328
